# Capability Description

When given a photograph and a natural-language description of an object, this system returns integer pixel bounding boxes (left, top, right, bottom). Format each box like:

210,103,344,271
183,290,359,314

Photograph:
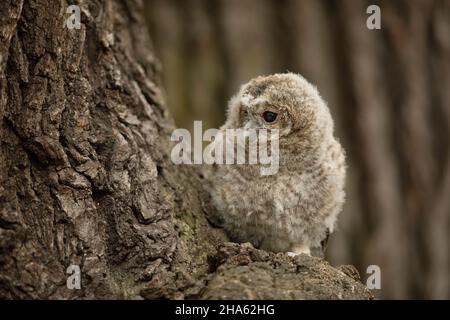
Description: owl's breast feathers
208,137,345,250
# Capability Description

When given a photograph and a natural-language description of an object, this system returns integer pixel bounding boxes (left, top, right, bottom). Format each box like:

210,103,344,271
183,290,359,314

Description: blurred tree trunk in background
146,0,450,299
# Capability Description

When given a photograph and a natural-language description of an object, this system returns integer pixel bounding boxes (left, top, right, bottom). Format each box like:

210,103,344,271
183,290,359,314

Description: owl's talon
290,243,311,256
287,251,297,257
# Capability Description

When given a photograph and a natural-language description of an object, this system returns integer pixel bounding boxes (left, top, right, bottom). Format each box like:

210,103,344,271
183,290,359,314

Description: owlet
206,73,346,256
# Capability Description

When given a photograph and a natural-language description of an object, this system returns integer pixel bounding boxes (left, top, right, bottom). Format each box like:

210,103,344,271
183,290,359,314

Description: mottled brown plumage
206,73,346,255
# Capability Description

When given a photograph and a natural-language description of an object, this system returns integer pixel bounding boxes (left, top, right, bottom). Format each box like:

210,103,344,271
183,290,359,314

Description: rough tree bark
0,0,372,299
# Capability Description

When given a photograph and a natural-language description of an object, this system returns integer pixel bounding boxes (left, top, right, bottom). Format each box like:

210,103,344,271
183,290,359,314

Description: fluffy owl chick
206,73,346,256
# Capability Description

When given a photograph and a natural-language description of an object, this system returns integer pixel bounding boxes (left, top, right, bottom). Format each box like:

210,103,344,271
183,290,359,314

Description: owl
205,73,346,256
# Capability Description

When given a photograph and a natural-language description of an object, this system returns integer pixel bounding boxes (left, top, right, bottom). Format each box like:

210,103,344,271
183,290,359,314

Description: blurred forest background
144,0,450,299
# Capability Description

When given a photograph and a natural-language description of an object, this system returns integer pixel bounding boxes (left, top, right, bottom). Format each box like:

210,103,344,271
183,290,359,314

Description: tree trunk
0,0,371,299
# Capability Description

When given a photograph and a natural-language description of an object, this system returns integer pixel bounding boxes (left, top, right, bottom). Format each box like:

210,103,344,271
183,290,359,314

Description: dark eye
262,111,278,123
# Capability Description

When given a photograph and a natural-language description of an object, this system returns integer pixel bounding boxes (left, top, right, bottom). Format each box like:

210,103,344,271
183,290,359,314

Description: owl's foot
287,243,311,257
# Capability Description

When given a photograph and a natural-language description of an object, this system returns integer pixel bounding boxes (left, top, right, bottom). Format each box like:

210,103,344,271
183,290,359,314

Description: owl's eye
262,111,278,123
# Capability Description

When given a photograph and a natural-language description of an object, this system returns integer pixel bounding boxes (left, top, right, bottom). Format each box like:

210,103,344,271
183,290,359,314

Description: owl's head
225,73,334,143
